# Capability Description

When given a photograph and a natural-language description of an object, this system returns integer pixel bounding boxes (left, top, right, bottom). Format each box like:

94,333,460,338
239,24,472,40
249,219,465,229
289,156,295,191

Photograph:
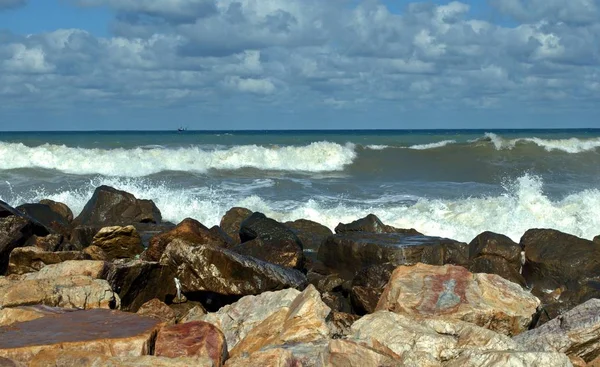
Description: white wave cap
0,141,357,176
408,140,456,150
480,132,600,153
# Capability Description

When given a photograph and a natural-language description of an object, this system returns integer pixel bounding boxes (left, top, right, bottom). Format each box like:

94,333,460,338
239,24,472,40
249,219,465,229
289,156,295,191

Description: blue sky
0,0,599,130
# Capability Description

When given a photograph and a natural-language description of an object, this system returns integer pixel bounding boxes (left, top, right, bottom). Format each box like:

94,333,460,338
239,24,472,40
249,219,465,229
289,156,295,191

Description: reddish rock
155,321,228,366
220,207,253,245
136,299,176,325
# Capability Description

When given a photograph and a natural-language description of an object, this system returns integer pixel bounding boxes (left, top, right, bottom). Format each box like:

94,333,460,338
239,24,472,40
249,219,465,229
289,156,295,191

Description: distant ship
177,126,187,132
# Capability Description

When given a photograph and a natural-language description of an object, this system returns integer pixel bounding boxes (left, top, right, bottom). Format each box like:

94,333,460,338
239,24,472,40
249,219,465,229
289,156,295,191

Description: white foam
2,174,599,244
0,141,356,176
479,133,600,153
408,140,456,150
365,145,390,150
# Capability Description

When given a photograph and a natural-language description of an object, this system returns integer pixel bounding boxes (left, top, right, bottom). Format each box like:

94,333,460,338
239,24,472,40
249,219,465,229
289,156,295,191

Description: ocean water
1,129,600,243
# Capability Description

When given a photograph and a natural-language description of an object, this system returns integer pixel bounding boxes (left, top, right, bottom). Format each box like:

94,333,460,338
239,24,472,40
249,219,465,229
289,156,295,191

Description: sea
1,129,600,244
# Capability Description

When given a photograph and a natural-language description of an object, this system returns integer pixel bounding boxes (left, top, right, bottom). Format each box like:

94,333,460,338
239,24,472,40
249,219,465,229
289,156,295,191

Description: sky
0,0,599,130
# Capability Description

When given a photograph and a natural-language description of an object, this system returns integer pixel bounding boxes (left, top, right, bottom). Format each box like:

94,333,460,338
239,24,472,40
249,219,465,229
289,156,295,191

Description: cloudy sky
0,0,599,130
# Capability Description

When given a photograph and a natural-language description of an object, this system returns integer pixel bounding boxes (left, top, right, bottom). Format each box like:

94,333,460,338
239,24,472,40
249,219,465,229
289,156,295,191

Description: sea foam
480,133,600,153
408,140,457,150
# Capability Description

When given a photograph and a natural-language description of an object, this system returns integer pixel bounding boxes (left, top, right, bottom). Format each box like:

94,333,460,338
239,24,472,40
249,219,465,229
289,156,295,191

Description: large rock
0,306,73,327
334,214,421,235
318,232,468,280
521,229,600,323
20,260,108,280
74,185,161,227
7,246,90,275
0,309,162,364
200,288,301,351
285,219,333,253
376,263,540,336
136,299,176,325
160,239,307,297
15,203,71,235
514,298,600,362
220,207,253,245
39,199,73,223
143,218,229,262
29,351,212,367
350,262,396,315
224,348,302,367
0,212,49,275
446,350,573,367
324,339,401,366
155,321,228,366
468,231,525,286
91,225,143,260
235,212,304,270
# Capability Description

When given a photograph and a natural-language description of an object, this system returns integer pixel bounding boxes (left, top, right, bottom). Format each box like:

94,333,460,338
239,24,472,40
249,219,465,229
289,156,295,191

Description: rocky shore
1,185,600,366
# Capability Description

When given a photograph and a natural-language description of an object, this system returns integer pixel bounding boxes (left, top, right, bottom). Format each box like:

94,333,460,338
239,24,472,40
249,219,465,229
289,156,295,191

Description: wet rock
285,218,333,252
15,203,71,235
143,218,229,262
468,231,525,286
376,263,540,336
74,185,161,227
235,212,304,269
220,207,253,245
104,259,176,312
39,199,73,223
69,225,100,249
521,229,600,322
334,213,421,235
0,275,119,310
155,321,228,365
0,305,73,327
0,309,162,364
160,239,307,297
318,232,468,280
594,235,600,245
136,298,176,325
350,262,396,315
224,348,302,367
321,292,349,313
83,245,108,260
514,298,600,363
91,225,143,260
6,247,90,275
310,273,344,294
0,213,49,275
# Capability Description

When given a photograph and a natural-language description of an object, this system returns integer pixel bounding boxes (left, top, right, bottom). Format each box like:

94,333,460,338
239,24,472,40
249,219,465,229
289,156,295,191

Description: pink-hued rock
155,321,227,366
376,263,540,336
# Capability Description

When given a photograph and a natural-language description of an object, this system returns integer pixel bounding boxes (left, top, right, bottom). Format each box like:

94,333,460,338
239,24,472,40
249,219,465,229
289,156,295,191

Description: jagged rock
24,234,63,251
143,218,229,262
83,245,108,260
376,263,540,336
224,348,302,367
334,214,421,235
179,305,207,324
229,285,331,358
327,312,360,339
0,306,73,327
104,259,176,312
324,339,401,366
234,212,304,270
15,203,71,235
468,231,525,286
74,185,161,227
0,275,119,310
318,232,468,280
136,299,176,325
0,357,25,367
285,219,333,252
321,292,349,313
350,262,396,315
310,273,344,294
29,351,213,367
220,207,253,245
91,225,143,260
514,298,600,362
594,235,600,245
155,321,228,365
160,239,307,296
445,350,573,367
68,225,100,249
7,247,90,275
521,228,600,323
0,212,49,275
39,199,73,223
0,309,163,365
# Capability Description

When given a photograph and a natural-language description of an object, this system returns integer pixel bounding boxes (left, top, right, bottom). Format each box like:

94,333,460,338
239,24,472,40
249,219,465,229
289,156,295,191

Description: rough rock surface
15,203,71,235
179,305,207,324
225,348,302,367
0,212,49,275
20,260,108,280
350,262,396,315
7,247,90,275
91,225,143,260
74,185,162,227
445,350,573,367
376,263,540,336
285,219,333,252
39,199,74,223
0,306,73,327
468,231,525,286
155,321,228,366
220,207,253,244
29,351,213,367
318,232,468,280
143,218,229,262
0,309,162,364
160,239,307,296
83,245,108,260
335,214,421,235
136,298,176,325
514,298,600,362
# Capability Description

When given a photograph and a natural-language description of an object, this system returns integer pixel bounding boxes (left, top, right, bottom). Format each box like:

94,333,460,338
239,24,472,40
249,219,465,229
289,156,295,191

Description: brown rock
468,231,525,286
25,234,63,251
21,260,108,280
143,218,229,262
155,321,228,366
7,246,90,275
39,199,74,223
285,218,333,252
83,245,108,260
15,203,71,236
350,263,396,315
335,213,421,235
29,350,213,367
376,263,540,336
136,298,176,325
0,305,74,327
225,348,302,367
169,301,207,324
69,225,100,249
220,207,253,245
91,225,143,260
324,339,401,366
327,311,360,339
179,305,208,324
0,214,49,275
0,309,163,364
446,350,573,367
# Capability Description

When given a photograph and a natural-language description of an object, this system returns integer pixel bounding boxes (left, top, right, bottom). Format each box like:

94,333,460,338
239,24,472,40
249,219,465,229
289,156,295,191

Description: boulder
514,298,600,362
7,247,90,275
160,239,308,297
0,357,24,367
83,245,108,260
20,260,108,280
468,231,525,286
136,298,176,325
0,214,49,275
318,232,468,280
143,218,229,262
39,199,73,222
445,350,573,367
29,351,213,367
350,262,396,315
220,207,253,244
23,234,63,252
324,339,401,366
91,225,143,260
285,219,333,252
74,185,161,227
0,309,163,365
376,263,540,336
155,321,228,366
179,305,208,324
235,212,304,269
334,214,421,235
0,305,73,327
69,225,101,249
15,203,71,235
224,348,302,367
521,229,600,322
327,312,360,339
